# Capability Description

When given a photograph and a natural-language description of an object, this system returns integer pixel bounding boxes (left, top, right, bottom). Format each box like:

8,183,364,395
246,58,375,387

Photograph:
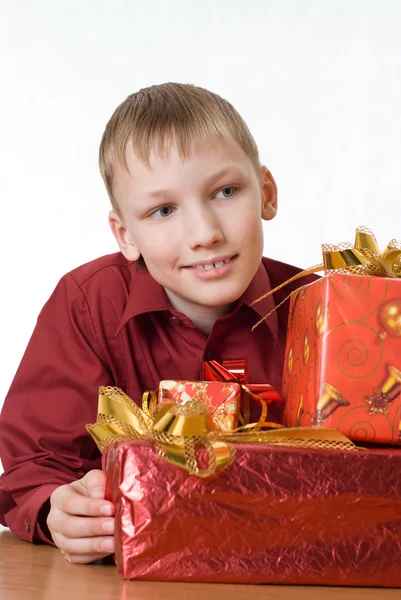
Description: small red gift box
158,360,281,432
158,380,241,432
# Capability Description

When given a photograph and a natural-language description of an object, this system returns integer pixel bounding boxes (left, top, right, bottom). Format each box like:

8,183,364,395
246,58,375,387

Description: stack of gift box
87,228,401,587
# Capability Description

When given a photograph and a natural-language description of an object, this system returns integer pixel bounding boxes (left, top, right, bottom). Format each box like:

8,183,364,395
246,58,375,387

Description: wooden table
1,528,399,600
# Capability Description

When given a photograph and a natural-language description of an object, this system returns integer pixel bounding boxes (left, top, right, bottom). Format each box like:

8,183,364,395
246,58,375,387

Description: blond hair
99,83,260,211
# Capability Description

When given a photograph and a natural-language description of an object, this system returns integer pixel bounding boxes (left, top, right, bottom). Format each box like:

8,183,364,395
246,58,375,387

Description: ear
108,210,141,261
259,166,278,221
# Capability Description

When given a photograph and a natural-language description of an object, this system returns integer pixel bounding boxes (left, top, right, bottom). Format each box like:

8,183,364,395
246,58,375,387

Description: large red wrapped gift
279,229,401,444
88,387,401,586
104,439,401,586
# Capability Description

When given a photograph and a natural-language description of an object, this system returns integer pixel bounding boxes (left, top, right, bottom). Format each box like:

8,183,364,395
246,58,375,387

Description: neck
187,305,229,334
164,289,233,334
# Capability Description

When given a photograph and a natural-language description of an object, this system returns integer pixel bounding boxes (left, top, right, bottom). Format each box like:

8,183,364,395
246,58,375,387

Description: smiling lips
194,258,231,270
185,255,236,279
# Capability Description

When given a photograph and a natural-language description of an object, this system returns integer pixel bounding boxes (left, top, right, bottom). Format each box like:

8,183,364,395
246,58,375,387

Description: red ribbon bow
202,359,282,428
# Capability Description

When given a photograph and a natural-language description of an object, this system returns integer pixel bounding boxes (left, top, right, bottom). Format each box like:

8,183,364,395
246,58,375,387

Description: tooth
214,261,224,268
223,258,231,264
204,264,214,270
196,265,204,269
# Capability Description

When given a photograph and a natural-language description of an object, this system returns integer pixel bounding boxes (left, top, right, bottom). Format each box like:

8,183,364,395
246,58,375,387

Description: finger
55,514,115,539
79,469,107,499
63,552,113,565
51,490,114,517
53,532,115,556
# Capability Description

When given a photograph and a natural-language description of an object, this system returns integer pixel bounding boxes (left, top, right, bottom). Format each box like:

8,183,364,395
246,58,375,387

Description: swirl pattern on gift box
337,405,393,442
293,299,304,341
331,276,389,325
348,420,377,441
307,278,323,320
330,273,371,301
286,356,302,412
299,410,315,427
303,341,317,393
322,323,383,379
305,356,317,393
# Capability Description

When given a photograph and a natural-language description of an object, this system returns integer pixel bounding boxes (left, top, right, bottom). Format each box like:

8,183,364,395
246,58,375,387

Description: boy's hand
47,469,115,564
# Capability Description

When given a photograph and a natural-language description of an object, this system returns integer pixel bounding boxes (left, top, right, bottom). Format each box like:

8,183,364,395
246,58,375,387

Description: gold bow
86,386,358,478
322,226,401,277
251,227,401,330
86,386,233,478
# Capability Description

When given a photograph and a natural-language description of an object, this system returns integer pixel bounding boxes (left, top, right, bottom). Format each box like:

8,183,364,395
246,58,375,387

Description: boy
0,83,315,564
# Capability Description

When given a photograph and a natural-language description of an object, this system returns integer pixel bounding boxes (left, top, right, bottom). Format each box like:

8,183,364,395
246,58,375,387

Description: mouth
183,255,237,280
185,255,236,270
192,257,234,271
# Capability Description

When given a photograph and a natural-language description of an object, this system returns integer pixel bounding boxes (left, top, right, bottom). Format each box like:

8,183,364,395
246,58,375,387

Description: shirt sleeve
0,273,112,543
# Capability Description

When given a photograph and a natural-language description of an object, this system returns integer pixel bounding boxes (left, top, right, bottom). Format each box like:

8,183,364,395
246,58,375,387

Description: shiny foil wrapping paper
104,440,401,586
282,273,401,444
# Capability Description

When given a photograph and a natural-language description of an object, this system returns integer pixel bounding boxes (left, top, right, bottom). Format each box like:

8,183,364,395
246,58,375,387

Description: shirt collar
115,267,170,335
115,261,278,343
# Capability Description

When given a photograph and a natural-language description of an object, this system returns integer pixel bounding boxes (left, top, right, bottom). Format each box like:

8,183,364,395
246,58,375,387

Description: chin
197,290,245,308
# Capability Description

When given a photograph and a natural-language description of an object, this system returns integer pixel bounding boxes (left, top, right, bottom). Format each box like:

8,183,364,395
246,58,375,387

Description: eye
216,186,237,199
151,205,175,219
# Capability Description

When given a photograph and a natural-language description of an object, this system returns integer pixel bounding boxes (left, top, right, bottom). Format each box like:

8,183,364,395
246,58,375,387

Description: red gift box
104,439,401,586
158,360,281,432
281,273,401,444
158,380,241,432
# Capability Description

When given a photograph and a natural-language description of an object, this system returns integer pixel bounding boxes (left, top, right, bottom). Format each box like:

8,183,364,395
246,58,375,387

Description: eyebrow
145,166,246,200
203,165,246,187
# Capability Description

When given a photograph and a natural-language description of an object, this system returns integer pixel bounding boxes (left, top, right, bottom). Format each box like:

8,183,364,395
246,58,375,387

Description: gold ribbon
251,227,401,330
322,227,401,277
86,387,232,478
86,386,358,479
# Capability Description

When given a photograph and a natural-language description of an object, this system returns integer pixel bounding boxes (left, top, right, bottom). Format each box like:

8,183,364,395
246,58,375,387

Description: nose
184,202,224,250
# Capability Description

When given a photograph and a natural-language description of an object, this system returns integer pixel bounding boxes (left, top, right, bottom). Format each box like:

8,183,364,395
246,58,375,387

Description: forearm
0,272,110,544
1,483,60,543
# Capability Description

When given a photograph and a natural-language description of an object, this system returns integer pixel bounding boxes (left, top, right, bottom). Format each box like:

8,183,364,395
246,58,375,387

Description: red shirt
0,253,316,543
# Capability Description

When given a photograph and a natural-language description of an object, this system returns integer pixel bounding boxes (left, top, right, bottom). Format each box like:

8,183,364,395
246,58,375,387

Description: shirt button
170,316,179,323
24,518,30,532
205,350,214,361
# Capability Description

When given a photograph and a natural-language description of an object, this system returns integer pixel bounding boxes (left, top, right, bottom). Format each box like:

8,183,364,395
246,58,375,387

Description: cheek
237,212,264,258
236,192,262,225
136,227,178,264
235,208,263,240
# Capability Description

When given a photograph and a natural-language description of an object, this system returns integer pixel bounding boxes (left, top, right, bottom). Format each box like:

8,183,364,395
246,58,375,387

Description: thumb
82,469,107,499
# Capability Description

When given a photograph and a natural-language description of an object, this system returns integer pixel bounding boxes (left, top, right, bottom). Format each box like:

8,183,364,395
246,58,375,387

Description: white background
1,0,401,419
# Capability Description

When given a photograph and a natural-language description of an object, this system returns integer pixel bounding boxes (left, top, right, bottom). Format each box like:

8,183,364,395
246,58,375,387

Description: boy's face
110,137,277,321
